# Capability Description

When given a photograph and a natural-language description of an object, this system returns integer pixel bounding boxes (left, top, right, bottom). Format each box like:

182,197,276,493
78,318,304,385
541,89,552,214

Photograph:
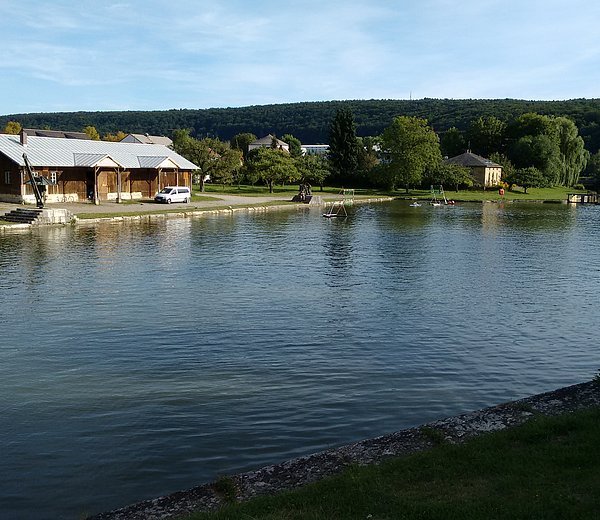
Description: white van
154,186,191,204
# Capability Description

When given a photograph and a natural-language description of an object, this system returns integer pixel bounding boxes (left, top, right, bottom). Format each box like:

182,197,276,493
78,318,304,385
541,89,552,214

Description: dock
567,192,599,204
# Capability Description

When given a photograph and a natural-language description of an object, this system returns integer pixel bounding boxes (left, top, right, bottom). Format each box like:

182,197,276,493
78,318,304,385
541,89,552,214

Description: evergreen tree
328,108,360,184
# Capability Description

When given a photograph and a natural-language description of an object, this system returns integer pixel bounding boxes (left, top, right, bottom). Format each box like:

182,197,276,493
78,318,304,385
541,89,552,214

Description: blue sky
1,0,598,115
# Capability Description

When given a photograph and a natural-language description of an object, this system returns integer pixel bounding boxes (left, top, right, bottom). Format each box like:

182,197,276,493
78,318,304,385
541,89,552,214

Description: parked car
154,186,191,204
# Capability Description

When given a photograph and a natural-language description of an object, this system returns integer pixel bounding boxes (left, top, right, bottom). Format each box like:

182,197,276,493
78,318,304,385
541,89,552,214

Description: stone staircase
1,208,44,224
1,207,73,225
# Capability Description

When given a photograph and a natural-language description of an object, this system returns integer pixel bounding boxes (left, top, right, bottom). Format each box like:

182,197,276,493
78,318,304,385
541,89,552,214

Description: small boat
409,201,422,207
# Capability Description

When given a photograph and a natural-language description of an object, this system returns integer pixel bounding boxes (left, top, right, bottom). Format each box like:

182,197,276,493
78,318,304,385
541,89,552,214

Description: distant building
22,128,90,140
0,129,197,204
121,133,173,147
301,144,329,156
248,134,289,153
444,151,502,187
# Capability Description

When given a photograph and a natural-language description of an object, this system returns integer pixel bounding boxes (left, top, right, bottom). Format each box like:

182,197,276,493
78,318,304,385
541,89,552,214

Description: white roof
0,134,197,170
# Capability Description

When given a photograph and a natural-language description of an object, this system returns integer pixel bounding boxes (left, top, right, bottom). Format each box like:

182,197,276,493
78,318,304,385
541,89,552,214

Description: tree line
3,104,596,192
2,98,600,153
171,107,591,193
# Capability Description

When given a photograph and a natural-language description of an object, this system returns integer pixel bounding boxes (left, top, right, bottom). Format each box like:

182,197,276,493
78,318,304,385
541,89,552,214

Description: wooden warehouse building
0,130,198,204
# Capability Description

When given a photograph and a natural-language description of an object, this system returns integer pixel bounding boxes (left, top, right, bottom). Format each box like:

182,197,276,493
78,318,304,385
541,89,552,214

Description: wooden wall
0,162,193,202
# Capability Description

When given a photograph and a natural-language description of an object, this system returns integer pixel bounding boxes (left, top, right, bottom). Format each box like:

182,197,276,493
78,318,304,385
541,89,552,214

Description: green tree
83,125,100,140
440,127,466,158
357,136,379,179
230,132,257,160
555,116,588,186
504,166,545,193
282,133,302,158
584,150,600,190
508,113,556,140
328,107,360,183
3,121,22,134
425,163,473,192
489,152,516,185
173,129,241,191
510,134,561,185
380,116,441,192
295,154,330,191
245,147,299,193
467,116,506,157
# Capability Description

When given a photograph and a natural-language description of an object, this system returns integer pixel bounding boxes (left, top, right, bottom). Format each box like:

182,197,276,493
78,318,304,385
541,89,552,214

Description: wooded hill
3,98,600,152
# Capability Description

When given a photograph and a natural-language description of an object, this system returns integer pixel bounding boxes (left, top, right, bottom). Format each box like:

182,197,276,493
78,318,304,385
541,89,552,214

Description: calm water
1,201,599,519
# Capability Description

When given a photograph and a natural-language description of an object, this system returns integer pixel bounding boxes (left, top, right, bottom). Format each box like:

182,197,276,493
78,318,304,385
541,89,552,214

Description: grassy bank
404,186,585,202
200,184,584,202
186,408,600,520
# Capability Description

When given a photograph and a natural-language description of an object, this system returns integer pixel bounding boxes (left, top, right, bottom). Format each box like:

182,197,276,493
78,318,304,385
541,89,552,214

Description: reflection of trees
323,217,354,279
494,202,577,233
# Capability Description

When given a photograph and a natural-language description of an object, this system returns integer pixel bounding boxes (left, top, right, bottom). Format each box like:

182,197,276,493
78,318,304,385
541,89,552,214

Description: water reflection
1,202,600,519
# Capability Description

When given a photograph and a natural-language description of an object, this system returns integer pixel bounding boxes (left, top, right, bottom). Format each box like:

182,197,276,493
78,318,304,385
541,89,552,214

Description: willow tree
380,116,441,192
555,117,588,186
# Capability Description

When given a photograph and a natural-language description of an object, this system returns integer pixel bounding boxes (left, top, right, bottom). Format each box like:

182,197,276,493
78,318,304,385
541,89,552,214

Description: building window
50,171,58,184
4,171,10,184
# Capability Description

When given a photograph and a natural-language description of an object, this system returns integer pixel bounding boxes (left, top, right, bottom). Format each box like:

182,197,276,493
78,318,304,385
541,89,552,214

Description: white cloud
0,0,599,113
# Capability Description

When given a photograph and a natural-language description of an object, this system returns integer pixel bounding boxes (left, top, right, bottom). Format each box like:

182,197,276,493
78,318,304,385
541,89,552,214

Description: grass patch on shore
185,408,600,520
404,186,584,202
201,184,395,198
202,184,585,202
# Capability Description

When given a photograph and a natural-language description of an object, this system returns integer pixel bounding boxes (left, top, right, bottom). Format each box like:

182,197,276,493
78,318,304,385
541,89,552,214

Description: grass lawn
185,408,600,520
200,184,586,202
402,186,585,202
200,185,393,198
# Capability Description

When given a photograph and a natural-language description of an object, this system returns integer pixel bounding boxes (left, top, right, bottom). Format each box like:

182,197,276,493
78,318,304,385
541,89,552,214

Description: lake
1,200,599,519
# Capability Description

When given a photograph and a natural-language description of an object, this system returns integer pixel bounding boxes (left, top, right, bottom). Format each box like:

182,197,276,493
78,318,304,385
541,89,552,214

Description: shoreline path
0,193,292,218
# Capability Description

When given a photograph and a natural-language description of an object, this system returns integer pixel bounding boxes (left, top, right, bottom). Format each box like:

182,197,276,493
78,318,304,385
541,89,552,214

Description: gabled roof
137,156,180,169
445,151,502,168
73,153,122,168
0,134,197,170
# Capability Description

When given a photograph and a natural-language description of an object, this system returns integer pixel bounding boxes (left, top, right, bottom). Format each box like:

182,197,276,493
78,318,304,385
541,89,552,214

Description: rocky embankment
90,380,600,520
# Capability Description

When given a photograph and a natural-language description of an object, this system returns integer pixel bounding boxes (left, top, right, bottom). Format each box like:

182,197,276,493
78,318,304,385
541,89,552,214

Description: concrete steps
1,207,73,225
1,208,44,224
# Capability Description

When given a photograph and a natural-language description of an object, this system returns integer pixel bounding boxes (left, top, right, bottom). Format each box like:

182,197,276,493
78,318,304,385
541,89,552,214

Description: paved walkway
0,194,292,217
